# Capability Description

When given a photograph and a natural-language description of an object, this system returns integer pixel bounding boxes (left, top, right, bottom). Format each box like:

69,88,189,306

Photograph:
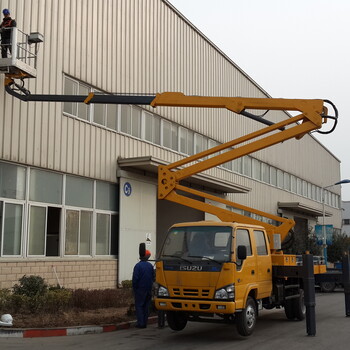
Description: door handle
267,268,271,273
251,270,255,275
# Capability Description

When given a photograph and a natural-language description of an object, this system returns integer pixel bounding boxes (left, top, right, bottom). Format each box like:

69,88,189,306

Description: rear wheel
166,311,187,331
320,281,336,293
293,289,306,321
284,299,295,320
284,289,306,321
236,296,257,336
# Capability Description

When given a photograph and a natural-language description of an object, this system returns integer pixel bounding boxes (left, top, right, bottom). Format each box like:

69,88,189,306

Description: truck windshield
160,226,232,263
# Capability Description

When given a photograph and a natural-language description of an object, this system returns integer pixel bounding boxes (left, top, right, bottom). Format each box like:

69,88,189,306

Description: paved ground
1,291,349,350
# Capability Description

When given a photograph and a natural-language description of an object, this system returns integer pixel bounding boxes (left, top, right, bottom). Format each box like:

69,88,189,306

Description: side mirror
237,245,247,261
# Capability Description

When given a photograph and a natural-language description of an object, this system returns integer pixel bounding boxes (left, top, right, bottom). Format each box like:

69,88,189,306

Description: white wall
118,173,157,283
342,201,350,236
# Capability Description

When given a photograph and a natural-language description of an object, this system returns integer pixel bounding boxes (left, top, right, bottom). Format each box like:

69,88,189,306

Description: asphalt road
2,291,349,350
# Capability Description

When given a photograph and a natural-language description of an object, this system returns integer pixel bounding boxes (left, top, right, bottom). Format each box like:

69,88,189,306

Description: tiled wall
0,260,119,290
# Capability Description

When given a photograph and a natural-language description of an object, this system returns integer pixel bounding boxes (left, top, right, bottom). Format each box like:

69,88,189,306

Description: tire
236,296,257,336
166,311,187,331
284,299,295,320
320,281,336,293
293,289,306,321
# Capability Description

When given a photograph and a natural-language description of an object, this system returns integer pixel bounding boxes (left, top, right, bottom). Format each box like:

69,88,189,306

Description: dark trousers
1,38,11,58
134,288,152,327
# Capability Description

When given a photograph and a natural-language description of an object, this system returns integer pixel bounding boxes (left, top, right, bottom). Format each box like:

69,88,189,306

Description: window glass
153,116,161,145
252,159,261,180
311,184,316,200
30,169,62,204
144,112,153,142
179,127,187,154
297,178,302,195
96,181,118,211
77,84,89,120
28,206,46,255
65,210,79,255
254,230,268,255
233,157,242,174
284,173,291,191
120,105,131,133
291,175,297,193
93,103,105,125
277,169,283,188
63,78,77,115
171,124,178,151
66,176,93,208
302,181,307,196
243,157,252,177
261,163,270,183
162,120,172,148
0,162,26,199
106,104,118,130
131,107,141,138
2,203,22,255
307,183,312,198
80,211,92,255
235,229,252,255
96,213,110,255
208,139,220,159
187,130,194,155
194,134,206,154
270,167,277,186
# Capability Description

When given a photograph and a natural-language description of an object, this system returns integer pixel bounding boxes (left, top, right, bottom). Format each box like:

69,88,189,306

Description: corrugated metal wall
0,0,341,220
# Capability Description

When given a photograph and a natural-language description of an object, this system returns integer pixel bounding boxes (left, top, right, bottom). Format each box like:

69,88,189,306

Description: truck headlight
157,285,169,297
215,284,235,300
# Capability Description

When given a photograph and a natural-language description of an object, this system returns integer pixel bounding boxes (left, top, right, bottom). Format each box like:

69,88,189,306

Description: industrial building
0,0,342,289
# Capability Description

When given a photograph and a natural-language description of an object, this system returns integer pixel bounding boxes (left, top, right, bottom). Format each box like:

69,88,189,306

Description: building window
343,219,350,225
96,213,108,255
29,169,63,205
28,205,61,257
65,210,92,256
144,112,161,145
261,163,270,183
194,133,207,155
243,156,252,177
0,162,26,200
0,202,23,256
291,175,297,193
63,77,89,120
277,169,283,189
252,159,261,181
66,176,93,208
270,167,277,186
284,173,291,191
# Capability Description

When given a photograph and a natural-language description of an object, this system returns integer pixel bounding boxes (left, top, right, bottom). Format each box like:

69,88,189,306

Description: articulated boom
4,79,337,248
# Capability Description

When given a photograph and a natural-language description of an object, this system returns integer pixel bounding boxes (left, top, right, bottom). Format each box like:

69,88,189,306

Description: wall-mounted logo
123,182,132,197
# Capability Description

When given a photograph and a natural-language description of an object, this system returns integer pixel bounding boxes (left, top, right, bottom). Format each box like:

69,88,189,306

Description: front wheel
236,296,257,336
166,311,187,331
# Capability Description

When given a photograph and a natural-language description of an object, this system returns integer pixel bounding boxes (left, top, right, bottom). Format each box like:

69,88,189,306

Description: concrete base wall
0,259,118,290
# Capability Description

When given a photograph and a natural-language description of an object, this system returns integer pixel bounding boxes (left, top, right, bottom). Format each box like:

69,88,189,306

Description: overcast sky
170,0,350,200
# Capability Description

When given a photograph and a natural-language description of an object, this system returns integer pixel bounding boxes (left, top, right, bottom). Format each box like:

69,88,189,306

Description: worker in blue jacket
132,249,155,328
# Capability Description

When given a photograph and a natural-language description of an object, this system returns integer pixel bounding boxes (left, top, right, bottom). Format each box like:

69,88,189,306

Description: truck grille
172,287,210,298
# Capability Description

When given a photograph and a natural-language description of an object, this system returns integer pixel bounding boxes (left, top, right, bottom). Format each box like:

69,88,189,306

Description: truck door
253,229,272,298
234,228,258,309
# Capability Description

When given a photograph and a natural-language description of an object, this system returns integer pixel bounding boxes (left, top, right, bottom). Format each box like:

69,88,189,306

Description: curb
0,316,159,338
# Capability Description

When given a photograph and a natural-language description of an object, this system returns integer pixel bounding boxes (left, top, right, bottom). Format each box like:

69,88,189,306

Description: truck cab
155,221,273,335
